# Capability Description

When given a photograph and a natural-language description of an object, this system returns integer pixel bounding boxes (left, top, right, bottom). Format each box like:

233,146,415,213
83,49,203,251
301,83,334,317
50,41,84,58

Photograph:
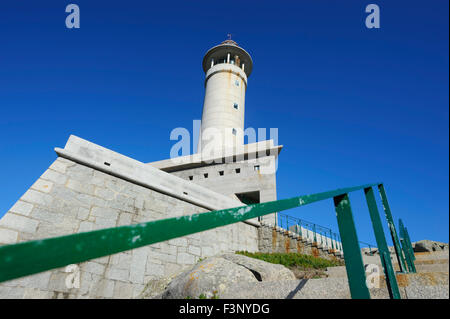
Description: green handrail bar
334,193,371,298
378,184,408,273
364,187,401,299
399,219,416,273
0,182,407,299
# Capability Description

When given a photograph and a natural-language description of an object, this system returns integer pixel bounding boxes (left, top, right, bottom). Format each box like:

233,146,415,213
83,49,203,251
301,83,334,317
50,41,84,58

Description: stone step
414,251,449,261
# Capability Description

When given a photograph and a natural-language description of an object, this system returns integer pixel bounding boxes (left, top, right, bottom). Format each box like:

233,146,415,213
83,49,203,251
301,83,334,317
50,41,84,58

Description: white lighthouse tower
149,38,282,225
198,39,253,154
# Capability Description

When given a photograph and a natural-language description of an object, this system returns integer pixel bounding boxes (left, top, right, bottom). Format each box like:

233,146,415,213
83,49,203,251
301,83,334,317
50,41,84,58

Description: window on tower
232,128,237,135
233,103,238,110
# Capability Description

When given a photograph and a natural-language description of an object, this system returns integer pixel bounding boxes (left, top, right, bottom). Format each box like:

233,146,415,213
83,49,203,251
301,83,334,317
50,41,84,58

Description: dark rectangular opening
235,191,260,205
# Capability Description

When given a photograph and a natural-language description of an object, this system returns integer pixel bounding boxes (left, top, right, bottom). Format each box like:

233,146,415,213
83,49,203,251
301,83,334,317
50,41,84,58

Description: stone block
0,213,39,234
113,281,133,298
188,246,201,256
90,206,119,220
94,187,116,201
78,221,94,233
117,212,133,226
20,271,52,290
66,179,95,195
93,279,115,298
21,189,53,207
9,200,34,216
145,262,165,277
77,207,90,220
202,246,214,257
129,248,147,284
66,165,94,181
31,179,53,194
31,208,64,224
169,237,188,247
23,288,53,299
83,262,106,275
0,228,19,244
105,267,129,282
40,169,68,185
0,286,25,299
177,252,196,265
49,160,69,174
94,216,117,228
111,253,132,270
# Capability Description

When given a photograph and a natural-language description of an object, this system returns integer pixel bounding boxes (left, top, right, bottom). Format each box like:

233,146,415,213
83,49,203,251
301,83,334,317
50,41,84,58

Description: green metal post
313,224,317,245
364,187,401,299
404,227,415,261
331,230,335,250
334,193,371,299
399,219,415,261
399,219,416,273
378,184,408,273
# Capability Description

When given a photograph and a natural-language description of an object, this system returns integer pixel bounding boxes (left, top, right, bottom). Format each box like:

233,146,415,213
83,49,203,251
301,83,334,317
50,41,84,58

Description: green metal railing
277,213,341,250
359,241,377,255
277,212,376,254
0,182,415,299
399,218,416,273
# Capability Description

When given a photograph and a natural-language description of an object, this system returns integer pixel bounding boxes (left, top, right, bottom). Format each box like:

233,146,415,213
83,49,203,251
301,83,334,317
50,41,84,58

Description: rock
361,247,378,255
161,257,257,299
221,253,296,281
139,273,180,299
413,240,449,252
160,254,295,299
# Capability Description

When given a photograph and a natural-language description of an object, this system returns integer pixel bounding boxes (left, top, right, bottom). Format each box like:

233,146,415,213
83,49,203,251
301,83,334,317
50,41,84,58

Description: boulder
161,254,295,299
221,253,295,281
413,240,449,252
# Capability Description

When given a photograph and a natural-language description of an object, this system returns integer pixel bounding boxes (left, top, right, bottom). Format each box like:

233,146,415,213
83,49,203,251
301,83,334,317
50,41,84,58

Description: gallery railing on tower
0,182,416,299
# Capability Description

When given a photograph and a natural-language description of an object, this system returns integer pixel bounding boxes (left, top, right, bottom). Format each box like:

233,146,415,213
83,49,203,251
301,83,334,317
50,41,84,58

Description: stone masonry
0,157,258,299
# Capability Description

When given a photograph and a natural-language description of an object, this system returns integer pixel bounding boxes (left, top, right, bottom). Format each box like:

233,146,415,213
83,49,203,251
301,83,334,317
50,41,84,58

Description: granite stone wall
0,157,259,299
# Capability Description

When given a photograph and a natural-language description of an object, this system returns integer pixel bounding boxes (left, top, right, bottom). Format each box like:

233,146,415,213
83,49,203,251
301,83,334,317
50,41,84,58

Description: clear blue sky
0,1,448,246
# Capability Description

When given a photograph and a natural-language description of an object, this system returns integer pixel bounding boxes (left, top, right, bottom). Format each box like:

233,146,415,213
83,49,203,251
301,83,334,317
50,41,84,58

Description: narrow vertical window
233,103,238,110
232,128,237,135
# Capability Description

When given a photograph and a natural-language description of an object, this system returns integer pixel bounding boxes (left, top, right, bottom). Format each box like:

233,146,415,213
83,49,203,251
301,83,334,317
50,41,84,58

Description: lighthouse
150,38,281,224
198,39,253,154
